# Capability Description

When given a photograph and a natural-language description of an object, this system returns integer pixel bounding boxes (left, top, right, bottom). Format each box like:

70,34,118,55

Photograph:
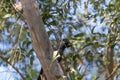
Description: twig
0,55,25,80
106,63,120,80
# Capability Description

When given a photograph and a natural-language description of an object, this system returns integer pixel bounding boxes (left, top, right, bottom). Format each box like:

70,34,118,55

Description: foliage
0,0,120,80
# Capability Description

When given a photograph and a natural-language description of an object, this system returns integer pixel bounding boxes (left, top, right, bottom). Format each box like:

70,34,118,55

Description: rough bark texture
20,0,64,80
106,46,114,80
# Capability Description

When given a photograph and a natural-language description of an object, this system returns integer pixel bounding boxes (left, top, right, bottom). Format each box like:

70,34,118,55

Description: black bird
37,40,72,80
57,40,72,62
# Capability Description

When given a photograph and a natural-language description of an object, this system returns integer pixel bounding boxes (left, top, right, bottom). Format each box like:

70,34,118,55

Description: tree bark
106,46,114,80
20,0,64,80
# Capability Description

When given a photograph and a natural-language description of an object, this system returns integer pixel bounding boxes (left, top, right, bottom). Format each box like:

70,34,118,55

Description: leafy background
0,0,120,80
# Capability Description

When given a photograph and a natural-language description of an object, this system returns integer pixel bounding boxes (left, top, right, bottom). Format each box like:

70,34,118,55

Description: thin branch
106,63,120,80
0,55,25,80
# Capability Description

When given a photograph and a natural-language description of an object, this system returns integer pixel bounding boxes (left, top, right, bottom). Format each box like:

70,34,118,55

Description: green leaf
26,41,32,48
74,33,85,37
100,17,105,23
70,72,75,80
91,26,96,34
3,14,11,18
92,73,97,80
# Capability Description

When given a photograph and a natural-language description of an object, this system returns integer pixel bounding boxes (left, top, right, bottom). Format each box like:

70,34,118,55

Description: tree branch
106,46,114,80
106,63,120,80
0,55,25,80
20,0,64,80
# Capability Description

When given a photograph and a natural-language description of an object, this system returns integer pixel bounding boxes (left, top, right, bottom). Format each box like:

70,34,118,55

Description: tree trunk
106,46,114,80
20,0,64,80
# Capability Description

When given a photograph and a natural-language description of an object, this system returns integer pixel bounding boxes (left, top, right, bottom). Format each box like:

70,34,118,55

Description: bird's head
64,41,72,48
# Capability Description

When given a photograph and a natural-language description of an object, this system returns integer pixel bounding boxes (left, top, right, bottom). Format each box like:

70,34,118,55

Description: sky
0,66,20,80
0,0,113,80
